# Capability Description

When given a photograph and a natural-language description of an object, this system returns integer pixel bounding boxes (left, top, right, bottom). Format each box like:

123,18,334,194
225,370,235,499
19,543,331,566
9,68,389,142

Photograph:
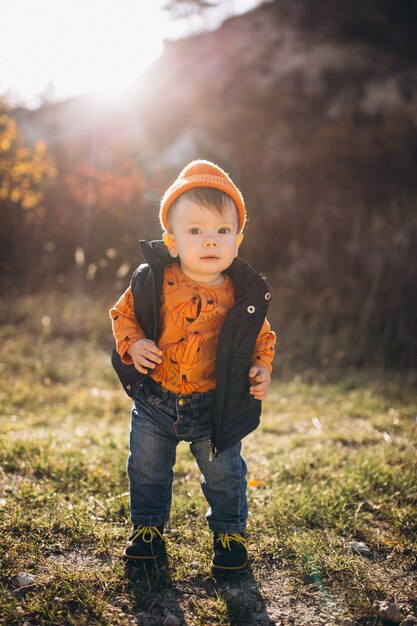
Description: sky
0,0,261,108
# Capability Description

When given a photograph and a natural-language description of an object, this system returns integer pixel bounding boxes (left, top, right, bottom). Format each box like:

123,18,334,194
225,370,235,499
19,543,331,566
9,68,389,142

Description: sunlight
0,0,169,105
0,0,264,106
61,1,166,98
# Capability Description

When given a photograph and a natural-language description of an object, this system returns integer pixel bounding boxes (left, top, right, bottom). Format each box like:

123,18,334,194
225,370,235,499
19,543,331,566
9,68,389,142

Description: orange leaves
65,162,135,213
0,136,11,153
0,107,57,213
0,113,17,152
248,479,266,488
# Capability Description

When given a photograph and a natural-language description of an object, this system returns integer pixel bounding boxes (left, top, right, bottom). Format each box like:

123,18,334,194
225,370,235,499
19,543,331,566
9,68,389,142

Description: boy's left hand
248,366,271,400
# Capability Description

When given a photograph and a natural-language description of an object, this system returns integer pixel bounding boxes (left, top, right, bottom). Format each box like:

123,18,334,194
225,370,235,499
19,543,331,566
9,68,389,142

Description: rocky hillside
135,0,417,212
9,0,417,367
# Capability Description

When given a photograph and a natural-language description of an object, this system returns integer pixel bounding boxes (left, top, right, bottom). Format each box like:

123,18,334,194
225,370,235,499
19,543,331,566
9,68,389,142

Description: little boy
110,160,275,571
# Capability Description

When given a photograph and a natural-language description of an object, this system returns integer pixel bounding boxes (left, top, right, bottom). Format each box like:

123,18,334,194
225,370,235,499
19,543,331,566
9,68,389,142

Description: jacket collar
139,239,172,268
138,239,266,300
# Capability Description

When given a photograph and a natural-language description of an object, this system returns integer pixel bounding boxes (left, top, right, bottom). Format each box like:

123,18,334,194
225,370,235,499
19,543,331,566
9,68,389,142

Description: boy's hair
159,159,246,233
166,188,237,233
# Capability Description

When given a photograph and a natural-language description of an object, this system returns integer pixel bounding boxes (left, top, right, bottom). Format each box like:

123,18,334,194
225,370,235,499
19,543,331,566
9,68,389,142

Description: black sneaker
212,532,248,571
124,525,165,560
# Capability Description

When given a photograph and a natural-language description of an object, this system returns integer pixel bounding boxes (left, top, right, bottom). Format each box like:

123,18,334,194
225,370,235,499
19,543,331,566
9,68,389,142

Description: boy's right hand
127,339,163,374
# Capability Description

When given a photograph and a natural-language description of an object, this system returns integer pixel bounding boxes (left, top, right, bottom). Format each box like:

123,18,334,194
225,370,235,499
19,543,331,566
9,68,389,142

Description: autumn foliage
0,100,159,290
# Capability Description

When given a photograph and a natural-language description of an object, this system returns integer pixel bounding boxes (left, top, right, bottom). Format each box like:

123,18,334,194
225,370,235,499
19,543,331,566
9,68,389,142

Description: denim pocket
134,377,164,405
146,394,164,407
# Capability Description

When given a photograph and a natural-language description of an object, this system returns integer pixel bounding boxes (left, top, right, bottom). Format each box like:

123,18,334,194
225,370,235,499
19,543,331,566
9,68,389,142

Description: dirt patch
115,552,417,626
121,563,353,625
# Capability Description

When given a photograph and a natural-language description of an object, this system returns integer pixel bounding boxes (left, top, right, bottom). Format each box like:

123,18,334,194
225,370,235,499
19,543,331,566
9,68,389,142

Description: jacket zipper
151,271,158,342
136,265,158,391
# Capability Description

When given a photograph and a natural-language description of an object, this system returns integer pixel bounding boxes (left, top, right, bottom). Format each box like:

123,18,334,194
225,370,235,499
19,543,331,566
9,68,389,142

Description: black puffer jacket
112,240,272,454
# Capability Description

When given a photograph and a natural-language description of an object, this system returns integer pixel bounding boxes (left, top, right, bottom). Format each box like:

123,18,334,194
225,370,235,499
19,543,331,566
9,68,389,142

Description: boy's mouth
200,255,220,260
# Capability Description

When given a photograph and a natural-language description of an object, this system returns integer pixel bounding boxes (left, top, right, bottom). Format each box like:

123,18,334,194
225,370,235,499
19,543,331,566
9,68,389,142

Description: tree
162,0,219,18
0,100,57,213
0,99,57,280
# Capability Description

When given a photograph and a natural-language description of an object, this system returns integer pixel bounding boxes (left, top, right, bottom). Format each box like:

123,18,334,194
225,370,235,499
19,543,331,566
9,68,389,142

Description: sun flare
1,0,168,104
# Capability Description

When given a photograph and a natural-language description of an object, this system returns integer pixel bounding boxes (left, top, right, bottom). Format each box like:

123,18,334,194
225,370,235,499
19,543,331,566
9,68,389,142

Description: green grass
1,293,416,625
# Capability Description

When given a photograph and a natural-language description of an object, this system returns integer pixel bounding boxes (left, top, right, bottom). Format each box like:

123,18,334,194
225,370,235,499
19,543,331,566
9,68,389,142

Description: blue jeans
127,377,248,533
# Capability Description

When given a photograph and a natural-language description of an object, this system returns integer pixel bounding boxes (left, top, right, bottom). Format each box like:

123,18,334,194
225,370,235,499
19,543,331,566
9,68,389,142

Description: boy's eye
218,227,231,234
189,227,201,235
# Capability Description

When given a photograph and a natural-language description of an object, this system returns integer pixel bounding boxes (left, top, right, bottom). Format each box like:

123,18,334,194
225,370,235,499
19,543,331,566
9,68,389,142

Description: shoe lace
131,526,165,543
218,532,247,551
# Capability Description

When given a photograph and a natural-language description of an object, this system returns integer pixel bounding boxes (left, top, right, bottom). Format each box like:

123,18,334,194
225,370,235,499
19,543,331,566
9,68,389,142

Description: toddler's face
164,196,242,285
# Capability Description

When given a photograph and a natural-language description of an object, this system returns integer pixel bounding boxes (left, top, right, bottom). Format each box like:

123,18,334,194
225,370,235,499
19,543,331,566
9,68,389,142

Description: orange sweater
110,263,276,394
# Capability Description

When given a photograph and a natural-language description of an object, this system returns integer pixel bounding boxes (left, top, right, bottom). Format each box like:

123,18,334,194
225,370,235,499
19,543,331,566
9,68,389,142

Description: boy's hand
127,339,163,374
248,366,271,400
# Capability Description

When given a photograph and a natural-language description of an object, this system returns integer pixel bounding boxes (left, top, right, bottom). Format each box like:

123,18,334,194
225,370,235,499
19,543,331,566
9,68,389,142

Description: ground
1,294,416,625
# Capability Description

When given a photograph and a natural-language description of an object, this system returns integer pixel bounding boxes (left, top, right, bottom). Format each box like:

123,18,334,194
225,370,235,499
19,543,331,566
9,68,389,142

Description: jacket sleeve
251,318,276,373
109,287,146,364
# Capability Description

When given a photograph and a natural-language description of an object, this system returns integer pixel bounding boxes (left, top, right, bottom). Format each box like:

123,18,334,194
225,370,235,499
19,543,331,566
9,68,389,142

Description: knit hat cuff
160,171,246,232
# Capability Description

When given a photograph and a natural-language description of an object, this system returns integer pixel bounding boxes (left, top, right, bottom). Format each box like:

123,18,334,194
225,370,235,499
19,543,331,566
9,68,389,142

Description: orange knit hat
160,160,246,233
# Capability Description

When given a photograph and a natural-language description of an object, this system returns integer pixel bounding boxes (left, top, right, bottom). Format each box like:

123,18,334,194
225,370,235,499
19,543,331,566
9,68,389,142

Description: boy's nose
204,234,217,246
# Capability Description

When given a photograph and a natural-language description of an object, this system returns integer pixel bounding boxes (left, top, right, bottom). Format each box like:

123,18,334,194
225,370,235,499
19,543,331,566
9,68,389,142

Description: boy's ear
163,232,177,257
235,232,244,255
